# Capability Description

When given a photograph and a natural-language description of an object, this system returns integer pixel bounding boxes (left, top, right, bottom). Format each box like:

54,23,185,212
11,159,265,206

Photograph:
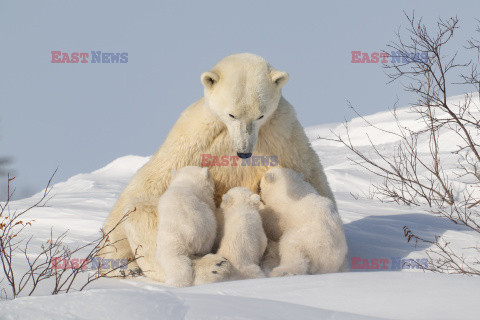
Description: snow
1,94,480,319
4,273,479,320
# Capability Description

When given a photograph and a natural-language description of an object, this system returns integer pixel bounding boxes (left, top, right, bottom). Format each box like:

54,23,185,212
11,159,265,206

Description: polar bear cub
217,187,267,279
156,166,217,287
260,167,348,277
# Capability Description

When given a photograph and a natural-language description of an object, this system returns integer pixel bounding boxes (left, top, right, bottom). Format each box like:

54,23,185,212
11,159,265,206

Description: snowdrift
1,95,480,319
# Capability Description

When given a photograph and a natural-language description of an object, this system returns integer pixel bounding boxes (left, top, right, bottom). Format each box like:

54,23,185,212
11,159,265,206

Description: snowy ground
1,94,480,319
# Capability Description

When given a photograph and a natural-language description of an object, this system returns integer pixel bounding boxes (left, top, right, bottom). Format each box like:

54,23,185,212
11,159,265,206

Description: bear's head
221,186,261,210
260,167,306,202
169,166,214,192
201,53,288,159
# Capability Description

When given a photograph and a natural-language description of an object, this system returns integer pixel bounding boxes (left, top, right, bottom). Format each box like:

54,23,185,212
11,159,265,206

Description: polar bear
260,167,348,276
216,187,267,279
115,192,230,284
100,53,336,282
155,166,218,287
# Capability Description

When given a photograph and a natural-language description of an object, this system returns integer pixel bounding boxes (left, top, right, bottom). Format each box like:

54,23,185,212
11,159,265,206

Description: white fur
216,187,267,279
155,166,217,287
100,53,336,284
260,167,348,277
201,54,288,155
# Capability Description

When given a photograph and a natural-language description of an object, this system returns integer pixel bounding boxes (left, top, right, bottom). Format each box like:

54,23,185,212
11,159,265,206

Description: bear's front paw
105,263,143,279
192,254,232,285
269,266,297,278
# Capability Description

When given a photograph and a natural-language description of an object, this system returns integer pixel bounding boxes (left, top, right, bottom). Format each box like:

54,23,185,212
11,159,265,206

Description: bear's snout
237,152,252,159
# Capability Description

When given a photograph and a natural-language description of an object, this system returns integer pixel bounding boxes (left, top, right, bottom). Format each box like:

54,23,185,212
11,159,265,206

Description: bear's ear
250,194,261,205
222,193,232,207
264,171,275,183
201,167,211,179
201,71,219,89
271,70,289,88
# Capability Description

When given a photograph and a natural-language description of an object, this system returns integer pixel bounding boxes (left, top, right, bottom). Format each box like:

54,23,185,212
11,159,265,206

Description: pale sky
1,0,479,200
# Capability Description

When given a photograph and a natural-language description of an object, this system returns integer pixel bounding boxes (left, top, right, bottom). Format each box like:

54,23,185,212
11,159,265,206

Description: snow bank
1,95,480,319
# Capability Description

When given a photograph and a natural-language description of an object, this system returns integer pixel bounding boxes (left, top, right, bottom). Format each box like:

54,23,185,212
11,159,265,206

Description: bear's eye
257,115,264,120
228,114,236,119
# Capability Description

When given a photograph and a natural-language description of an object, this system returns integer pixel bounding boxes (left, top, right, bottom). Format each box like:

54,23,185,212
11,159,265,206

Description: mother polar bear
100,53,344,283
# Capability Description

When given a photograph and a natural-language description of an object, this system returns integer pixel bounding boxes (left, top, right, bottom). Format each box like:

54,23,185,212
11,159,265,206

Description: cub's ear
271,70,289,88
201,167,211,179
263,171,276,183
222,193,232,207
201,71,219,89
250,194,261,205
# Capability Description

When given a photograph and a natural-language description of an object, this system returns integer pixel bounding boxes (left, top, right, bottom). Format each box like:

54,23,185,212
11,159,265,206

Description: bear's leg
122,199,167,282
121,196,233,285
97,212,141,278
157,247,194,287
238,264,265,279
269,231,309,277
97,242,141,277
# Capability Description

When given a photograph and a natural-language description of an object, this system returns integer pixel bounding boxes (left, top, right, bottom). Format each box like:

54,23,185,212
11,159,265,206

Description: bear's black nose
237,153,252,159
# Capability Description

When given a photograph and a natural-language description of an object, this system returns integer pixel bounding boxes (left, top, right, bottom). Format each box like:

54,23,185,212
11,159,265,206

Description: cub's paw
192,254,232,285
269,266,297,278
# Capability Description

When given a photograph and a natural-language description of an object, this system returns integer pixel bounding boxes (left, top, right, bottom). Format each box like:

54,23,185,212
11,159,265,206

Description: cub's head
170,166,214,191
260,167,305,201
201,53,289,159
221,187,261,210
